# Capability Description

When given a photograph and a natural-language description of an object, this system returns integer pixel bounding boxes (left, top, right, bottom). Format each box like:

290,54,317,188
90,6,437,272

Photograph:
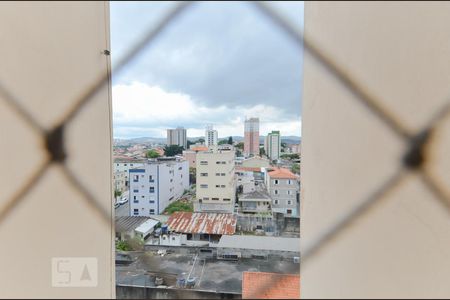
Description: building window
200,161,208,165
274,190,279,195
223,198,231,201
221,161,226,164
287,209,292,214
130,164,133,166
133,209,139,215
133,175,139,182
203,197,209,201
216,161,221,165
179,166,182,170
124,164,127,166
288,180,292,185
215,173,220,176
150,209,155,214
221,185,226,188
200,173,208,177
274,179,279,185
150,200,155,204
150,187,155,193
133,189,139,193
170,179,173,183
287,200,292,205
149,175,154,183
200,184,208,188
221,173,226,176
212,198,219,201
274,199,279,205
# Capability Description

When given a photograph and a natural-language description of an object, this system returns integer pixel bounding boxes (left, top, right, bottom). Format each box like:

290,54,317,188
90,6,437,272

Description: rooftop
135,219,160,235
268,168,298,180
167,212,237,235
115,216,150,233
211,235,300,252
116,251,299,294
242,272,300,299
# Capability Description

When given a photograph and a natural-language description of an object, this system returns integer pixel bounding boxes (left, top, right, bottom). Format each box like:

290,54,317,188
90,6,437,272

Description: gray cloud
111,1,303,121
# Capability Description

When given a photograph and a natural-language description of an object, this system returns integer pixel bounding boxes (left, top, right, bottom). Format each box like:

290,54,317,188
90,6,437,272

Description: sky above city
110,1,303,139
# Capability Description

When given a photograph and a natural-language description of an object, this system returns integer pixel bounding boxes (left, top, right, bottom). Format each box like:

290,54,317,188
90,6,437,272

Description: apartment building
195,146,236,213
167,127,187,149
129,158,189,216
264,130,281,161
265,168,300,217
113,160,145,192
205,124,218,147
244,117,260,157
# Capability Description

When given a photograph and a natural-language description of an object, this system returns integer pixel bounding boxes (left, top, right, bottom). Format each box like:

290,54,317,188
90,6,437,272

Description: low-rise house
238,183,272,214
164,212,237,244
115,216,150,241
239,156,271,168
235,169,256,194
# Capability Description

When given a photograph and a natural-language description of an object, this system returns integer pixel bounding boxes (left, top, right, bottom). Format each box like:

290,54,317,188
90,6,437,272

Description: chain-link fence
1,1,450,298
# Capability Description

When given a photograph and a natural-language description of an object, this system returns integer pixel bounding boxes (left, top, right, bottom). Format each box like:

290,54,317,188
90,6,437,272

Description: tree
114,189,122,198
218,139,228,145
291,163,300,174
164,145,184,156
146,149,160,158
235,142,244,150
259,147,266,157
227,136,233,145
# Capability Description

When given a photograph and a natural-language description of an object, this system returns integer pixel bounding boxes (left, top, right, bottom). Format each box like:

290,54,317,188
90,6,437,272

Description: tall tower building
205,124,218,148
167,127,187,149
244,117,260,157
265,130,281,161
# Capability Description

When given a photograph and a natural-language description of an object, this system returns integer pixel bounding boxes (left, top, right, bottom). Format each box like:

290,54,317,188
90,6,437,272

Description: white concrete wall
302,2,450,298
0,1,113,298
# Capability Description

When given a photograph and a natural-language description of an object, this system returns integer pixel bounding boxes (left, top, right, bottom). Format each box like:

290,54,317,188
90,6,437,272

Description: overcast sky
110,1,303,139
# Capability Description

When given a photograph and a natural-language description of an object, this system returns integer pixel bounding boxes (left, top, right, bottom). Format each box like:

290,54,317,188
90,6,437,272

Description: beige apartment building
194,146,236,213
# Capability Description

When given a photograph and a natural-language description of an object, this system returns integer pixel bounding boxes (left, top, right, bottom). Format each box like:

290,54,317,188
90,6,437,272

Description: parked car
118,196,128,205
114,202,120,209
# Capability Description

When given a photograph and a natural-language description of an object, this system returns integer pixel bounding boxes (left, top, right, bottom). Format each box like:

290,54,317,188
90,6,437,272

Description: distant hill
114,135,301,145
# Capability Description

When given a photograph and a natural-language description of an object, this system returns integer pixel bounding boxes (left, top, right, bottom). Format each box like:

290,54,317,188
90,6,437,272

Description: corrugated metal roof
167,212,237,235
115,216,149,233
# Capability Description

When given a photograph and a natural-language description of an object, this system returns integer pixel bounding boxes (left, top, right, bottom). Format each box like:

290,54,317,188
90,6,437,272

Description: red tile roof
242,272,300,299
191,146,209,152
167,212,237,235
268,168,298,179
236,167,261,172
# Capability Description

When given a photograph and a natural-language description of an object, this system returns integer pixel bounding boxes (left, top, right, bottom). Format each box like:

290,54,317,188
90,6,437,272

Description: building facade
265,168,300,217
113,160,145,192
264,131,281,161
167,127,187,149
195,147,236,213
205,124,218,147
244,117,260,157
129,158,189,216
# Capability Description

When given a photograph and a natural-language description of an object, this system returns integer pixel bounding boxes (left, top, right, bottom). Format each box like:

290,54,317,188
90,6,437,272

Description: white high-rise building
205,124,218,148
194,146,236,213
264,130,281,161
167,127,187,149
129,158,189,216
